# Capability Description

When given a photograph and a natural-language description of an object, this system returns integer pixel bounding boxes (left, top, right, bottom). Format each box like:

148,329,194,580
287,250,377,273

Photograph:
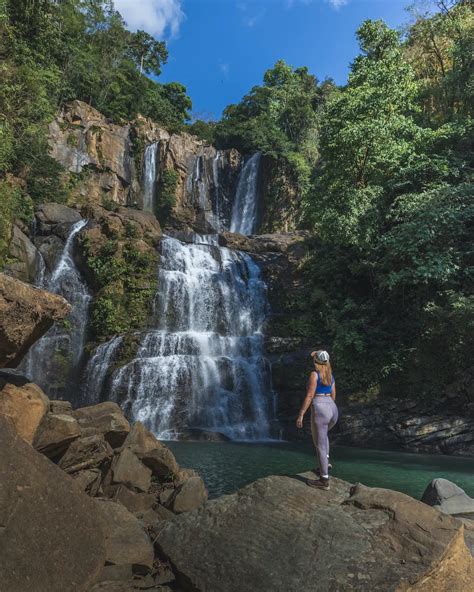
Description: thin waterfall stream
23,219,91,397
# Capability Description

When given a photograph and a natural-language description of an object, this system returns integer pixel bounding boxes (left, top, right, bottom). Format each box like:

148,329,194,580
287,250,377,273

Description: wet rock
0,416,105,592
170,475,208,514
0,273,71,368
33,412,81,459
111,447,152,493
422,478,474,518
123,422,179,478
176,428,231,442
94,498,154,571
58,433,113,474
73,401,130,447
155,474,474,592
0,380,49,444
35,234,65,271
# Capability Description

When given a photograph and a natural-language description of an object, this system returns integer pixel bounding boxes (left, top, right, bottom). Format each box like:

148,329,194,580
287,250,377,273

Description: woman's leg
312,401,331,477
327,402,339,464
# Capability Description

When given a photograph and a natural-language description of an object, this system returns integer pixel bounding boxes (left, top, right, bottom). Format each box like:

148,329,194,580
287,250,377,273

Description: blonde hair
313,361,333,386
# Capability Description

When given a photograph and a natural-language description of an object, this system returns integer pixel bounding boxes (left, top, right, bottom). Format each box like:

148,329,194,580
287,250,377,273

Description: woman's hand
296,415,303,429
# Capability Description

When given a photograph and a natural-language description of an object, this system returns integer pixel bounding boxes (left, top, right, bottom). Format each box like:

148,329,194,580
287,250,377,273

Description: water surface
167,441,474,500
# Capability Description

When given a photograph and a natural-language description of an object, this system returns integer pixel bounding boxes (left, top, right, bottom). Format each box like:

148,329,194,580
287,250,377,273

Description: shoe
314,463,333,477
307,477,330,490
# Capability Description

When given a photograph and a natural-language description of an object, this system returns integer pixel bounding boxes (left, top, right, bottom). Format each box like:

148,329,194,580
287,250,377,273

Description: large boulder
0,379,49,443
33,412,82,459
110,447,152,493
155,474,474,592
170,475,208,514
422,478,474,518
94,499,154,572
73,402,130,447
0,416,105,592
58,433,114,474
122,422,179,478
0,273,71,367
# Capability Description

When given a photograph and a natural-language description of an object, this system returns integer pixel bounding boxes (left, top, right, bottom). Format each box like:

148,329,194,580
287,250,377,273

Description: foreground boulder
123,422,179,477
0,416,105,592
156,474,474,592
0,273,71,367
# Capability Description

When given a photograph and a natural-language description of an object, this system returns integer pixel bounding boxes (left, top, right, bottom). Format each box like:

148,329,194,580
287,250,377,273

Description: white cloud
237,2,266,28
328,0,349,9
286,0,349,9
114,0,184,38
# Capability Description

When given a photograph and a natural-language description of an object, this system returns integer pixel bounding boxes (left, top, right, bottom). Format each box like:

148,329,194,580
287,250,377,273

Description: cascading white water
111,235,275,440
23,219,91,396
142,142,159,212
230,152,261,235
81,335,123,404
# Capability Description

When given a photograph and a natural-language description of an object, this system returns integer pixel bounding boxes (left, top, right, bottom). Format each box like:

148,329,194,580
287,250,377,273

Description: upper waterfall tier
230,152,262,235
110,236,276,441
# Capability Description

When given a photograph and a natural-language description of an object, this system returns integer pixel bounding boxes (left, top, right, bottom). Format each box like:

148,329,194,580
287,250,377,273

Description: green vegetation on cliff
0,0,191,266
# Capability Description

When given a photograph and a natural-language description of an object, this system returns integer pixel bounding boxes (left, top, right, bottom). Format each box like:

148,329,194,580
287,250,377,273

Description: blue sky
115,0,413,120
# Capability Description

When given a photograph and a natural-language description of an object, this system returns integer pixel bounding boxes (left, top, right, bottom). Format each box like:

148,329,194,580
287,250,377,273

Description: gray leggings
310,397,339,477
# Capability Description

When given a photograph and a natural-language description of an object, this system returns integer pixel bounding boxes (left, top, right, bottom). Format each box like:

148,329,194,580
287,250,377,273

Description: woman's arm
296,372,317,428
331,380,336,402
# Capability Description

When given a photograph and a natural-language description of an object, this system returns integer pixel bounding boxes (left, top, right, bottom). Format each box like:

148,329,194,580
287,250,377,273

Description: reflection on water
167,441,474,500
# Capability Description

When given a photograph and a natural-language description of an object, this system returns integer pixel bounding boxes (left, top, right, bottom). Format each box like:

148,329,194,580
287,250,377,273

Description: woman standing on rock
296,350,338,490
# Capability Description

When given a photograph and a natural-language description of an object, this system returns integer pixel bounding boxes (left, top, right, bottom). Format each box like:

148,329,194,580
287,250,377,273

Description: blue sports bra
315,372,334,395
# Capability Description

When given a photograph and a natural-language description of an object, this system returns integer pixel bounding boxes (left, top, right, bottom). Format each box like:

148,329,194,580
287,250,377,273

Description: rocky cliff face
48,101,243,233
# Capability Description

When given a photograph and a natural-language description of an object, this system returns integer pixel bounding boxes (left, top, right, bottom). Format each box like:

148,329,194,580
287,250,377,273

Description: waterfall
111,235,275,441
81,335,123,404
230,152,261,235
142,142,159,212
22,219,91,397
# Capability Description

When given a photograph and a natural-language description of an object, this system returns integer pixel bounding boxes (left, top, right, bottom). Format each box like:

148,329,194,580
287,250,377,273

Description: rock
123,422,179,478
155,474,474,592
58,433,114,474
422,478,474,518
72,468,103,496
176,428,231,442
0,380,49,443
170,476,208,514
0,416,105,592
334,399,474,456
0,273,71,368
36,202,82,227
94,498,154,571
50,399,73,415
135,505,175,529
113,485,156,513
4,223,40,283
33,412,82,459
73,402,130,447
94,563,133,584
158,488,175,507
111,447,152,493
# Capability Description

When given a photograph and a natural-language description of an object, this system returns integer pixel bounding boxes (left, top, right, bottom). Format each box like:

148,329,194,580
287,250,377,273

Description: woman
296,350,338,490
